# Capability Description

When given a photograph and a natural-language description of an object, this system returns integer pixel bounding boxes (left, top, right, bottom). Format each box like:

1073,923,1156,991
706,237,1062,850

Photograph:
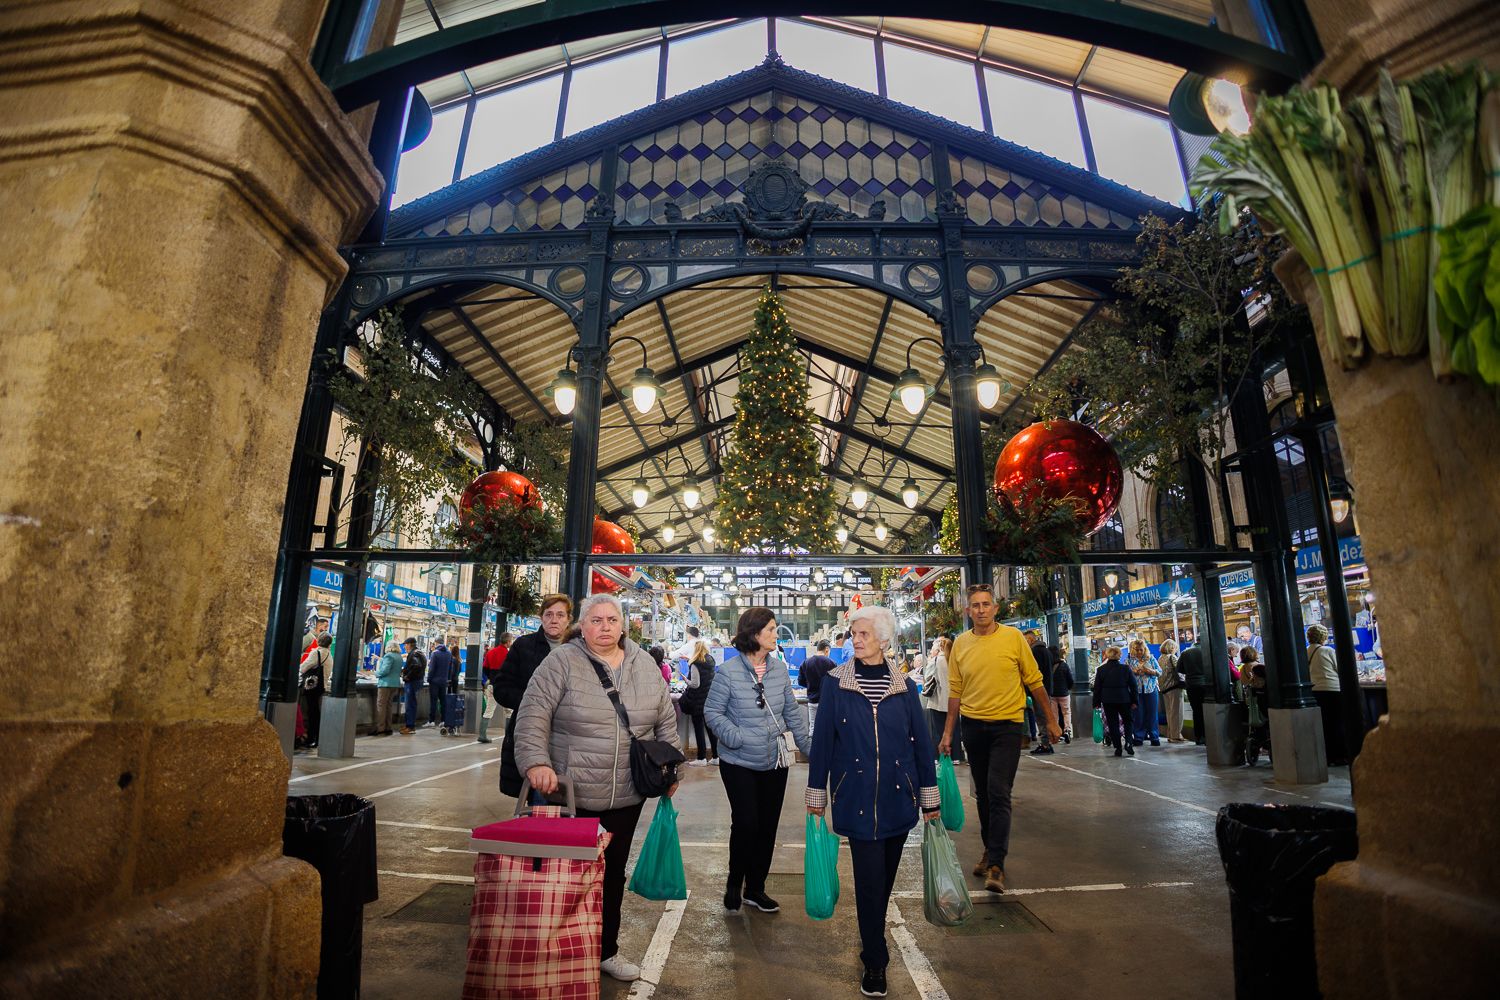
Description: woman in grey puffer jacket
513,593,680,984
704,607,811,915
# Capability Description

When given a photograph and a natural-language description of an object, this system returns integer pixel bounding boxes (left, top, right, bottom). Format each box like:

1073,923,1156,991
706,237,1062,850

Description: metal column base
1070,693,1094,740
263,698,298,759
1269,706,1329,784
317,696,359,759
462,689,482,735
1202,701,1239,766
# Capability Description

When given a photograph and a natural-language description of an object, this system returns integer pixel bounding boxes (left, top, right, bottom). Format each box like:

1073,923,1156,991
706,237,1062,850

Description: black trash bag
284,794,380,999
1216,803,1358,999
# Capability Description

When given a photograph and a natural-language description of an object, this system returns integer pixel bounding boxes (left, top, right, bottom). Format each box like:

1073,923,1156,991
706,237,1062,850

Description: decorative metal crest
670,160,884,242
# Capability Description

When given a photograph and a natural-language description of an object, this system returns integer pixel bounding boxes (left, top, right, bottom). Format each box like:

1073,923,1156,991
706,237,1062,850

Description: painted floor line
1265,785,1313,800
1025,755,1218,815
365,757,499,799
290,740,486,783
379,820,474,834
627,894,689,1000
378,869,474,884
888,903,950,1000
890,880,1193,901
425,846,479,854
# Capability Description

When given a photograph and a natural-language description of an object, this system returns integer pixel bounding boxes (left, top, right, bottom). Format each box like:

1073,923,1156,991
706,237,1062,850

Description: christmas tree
714,287,838,552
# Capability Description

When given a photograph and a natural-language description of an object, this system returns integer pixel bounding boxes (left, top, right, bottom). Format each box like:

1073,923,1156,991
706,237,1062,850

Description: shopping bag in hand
937,754,965,832
627,797,687,900
804,813,840,920
921,819,973,927
1092,709,1104,744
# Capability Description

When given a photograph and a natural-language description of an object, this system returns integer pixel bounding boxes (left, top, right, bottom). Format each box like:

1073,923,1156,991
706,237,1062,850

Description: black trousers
1187,686,1209,745
849,834,905,972
428,681,447,724
301,691,322,745
718,761,788,893
689,709,717,760
960,718,1023,869
575,800,645,961
1313,689,1348,765
1102,703,1132,749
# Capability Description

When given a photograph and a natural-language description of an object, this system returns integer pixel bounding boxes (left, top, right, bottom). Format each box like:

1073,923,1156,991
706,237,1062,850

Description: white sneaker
600,955,640,982
708,757,719,765
689,759,708,767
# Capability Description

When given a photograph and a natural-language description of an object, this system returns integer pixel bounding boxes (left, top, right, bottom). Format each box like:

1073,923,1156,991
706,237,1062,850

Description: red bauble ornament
993,420,1122,535
591,517,636,594
459,471,542,522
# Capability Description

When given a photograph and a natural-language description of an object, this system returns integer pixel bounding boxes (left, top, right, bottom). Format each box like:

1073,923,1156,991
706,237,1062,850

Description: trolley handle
513,773,577,817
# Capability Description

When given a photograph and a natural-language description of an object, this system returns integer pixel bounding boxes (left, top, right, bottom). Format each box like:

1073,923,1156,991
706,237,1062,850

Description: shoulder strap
585,652,637,740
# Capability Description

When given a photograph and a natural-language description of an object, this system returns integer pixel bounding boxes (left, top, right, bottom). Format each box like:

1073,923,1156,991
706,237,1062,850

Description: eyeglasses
753,679,766,710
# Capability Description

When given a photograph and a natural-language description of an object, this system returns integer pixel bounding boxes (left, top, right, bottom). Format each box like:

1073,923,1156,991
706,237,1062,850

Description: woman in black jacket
1092,645,1139,757
497,594,572,798
678,639,718,765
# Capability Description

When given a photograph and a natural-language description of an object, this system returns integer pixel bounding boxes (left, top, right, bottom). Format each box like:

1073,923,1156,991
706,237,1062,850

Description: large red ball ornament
591,517,636,594
994,420,1123,535
459,471,542,522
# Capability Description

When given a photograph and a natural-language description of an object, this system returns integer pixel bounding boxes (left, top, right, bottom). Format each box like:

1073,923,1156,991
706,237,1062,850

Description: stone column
0,1,381,995
1272,0,1498,961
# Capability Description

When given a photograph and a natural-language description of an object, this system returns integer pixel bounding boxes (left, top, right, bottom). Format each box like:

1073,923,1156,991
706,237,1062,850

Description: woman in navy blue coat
806,606,939,998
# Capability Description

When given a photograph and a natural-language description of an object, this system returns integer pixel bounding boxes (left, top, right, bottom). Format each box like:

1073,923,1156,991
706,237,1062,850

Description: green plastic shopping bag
804,813,840,920
937,754,965,832
921,819,973,927
628,797,687,900
1092,708,1104,743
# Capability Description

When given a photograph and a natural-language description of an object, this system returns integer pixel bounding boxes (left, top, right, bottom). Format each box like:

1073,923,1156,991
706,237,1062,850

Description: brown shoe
984,865,1007,893
972,853,989,878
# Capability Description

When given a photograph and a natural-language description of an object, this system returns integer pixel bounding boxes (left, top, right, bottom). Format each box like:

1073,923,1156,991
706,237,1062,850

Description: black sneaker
1062,731,1072,744
860,967,888,997
1126,743,1135,756
743,889,780,913
1030,744,1055,755
723,887,741,912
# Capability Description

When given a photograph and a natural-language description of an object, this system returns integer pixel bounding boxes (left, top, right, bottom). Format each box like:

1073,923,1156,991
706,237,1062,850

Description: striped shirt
853,662,889,705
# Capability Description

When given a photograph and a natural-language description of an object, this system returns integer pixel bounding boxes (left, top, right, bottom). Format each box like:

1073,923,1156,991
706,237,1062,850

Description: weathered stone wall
0,0,382,994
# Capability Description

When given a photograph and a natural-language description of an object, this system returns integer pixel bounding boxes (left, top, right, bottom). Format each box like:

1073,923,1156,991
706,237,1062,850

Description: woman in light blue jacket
704,606,811,914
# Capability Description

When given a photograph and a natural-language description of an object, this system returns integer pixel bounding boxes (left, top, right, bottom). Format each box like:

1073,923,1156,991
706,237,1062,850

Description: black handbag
586,655,684,798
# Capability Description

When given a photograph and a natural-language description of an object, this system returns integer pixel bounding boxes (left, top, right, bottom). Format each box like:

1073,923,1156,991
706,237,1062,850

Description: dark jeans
689,710,717,760
1102,703,1132,749
960,717,1023,869
300,691,322,745
428,681,447,725
927,708,964,763
1313,689,1347,765
718,761,788,894
1133,690,1160,742
849,834,905,971
1187,686,1209,744
403,680,421,729
575,800,645,961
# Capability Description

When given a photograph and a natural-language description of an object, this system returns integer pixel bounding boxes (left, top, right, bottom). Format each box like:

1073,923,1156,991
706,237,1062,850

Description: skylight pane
775,19,877,92
1082,96,1189,206
984,69,1086,168
564,46,661,136
666,20,766,97
882,44,984,131
461,73,565,178
392,104,464,207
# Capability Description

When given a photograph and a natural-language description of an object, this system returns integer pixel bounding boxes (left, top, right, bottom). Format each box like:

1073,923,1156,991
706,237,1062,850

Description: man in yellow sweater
939,583,1060,894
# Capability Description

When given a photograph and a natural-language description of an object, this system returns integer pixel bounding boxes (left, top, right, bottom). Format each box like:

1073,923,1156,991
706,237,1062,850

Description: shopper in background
1127,638,1162,747
921,636,964,764
648,644,672,683
1026,630,1055,755
1157,638,1186,743
478,632,512,744
1092,644,1138,757
497,594,573,797
680,639,718,765
1236,625,1264,656
1049,646,1074,744
425,640,454,729
513,593,680,984
704,606,812,915
399,637,426,735
297,632,331,750
671,625,702,662
1306,624,1348,766
1178,639,1210,746
799,638,837,736
372,639,403,736
806,605,939,999
1239,646,1271,766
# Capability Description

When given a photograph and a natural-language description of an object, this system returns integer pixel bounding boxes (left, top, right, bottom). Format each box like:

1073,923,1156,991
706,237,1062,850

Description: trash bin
284,794,379,999
1216,803,1358,999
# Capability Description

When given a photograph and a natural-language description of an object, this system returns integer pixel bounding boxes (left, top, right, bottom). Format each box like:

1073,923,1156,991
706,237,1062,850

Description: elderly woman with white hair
806,605,939,998
514,592,681,984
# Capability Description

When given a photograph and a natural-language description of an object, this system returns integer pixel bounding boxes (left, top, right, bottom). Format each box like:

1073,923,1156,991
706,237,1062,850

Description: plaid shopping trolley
462,776,612,1000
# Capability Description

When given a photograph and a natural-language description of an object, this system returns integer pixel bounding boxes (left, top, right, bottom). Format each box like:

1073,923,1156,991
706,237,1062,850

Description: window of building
775,19,877,92
392,104,466,207
666,19,766,97
1082,96,1189,206
984,69,1086,167
1156,477,1194,550
1090,510,1125,594
461,73,566,178
881,44,985,130
564,46,661,136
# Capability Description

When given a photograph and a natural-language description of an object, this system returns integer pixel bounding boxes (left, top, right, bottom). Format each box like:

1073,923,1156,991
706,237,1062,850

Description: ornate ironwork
689,160,882,242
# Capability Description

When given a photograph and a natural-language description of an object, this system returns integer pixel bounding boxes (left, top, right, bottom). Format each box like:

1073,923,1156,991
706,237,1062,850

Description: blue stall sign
308,567,470,617
1294,536,1364,576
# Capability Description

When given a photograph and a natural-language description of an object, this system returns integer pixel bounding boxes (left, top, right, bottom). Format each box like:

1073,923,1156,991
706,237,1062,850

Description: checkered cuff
920,785,941,810
805,787,828,809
